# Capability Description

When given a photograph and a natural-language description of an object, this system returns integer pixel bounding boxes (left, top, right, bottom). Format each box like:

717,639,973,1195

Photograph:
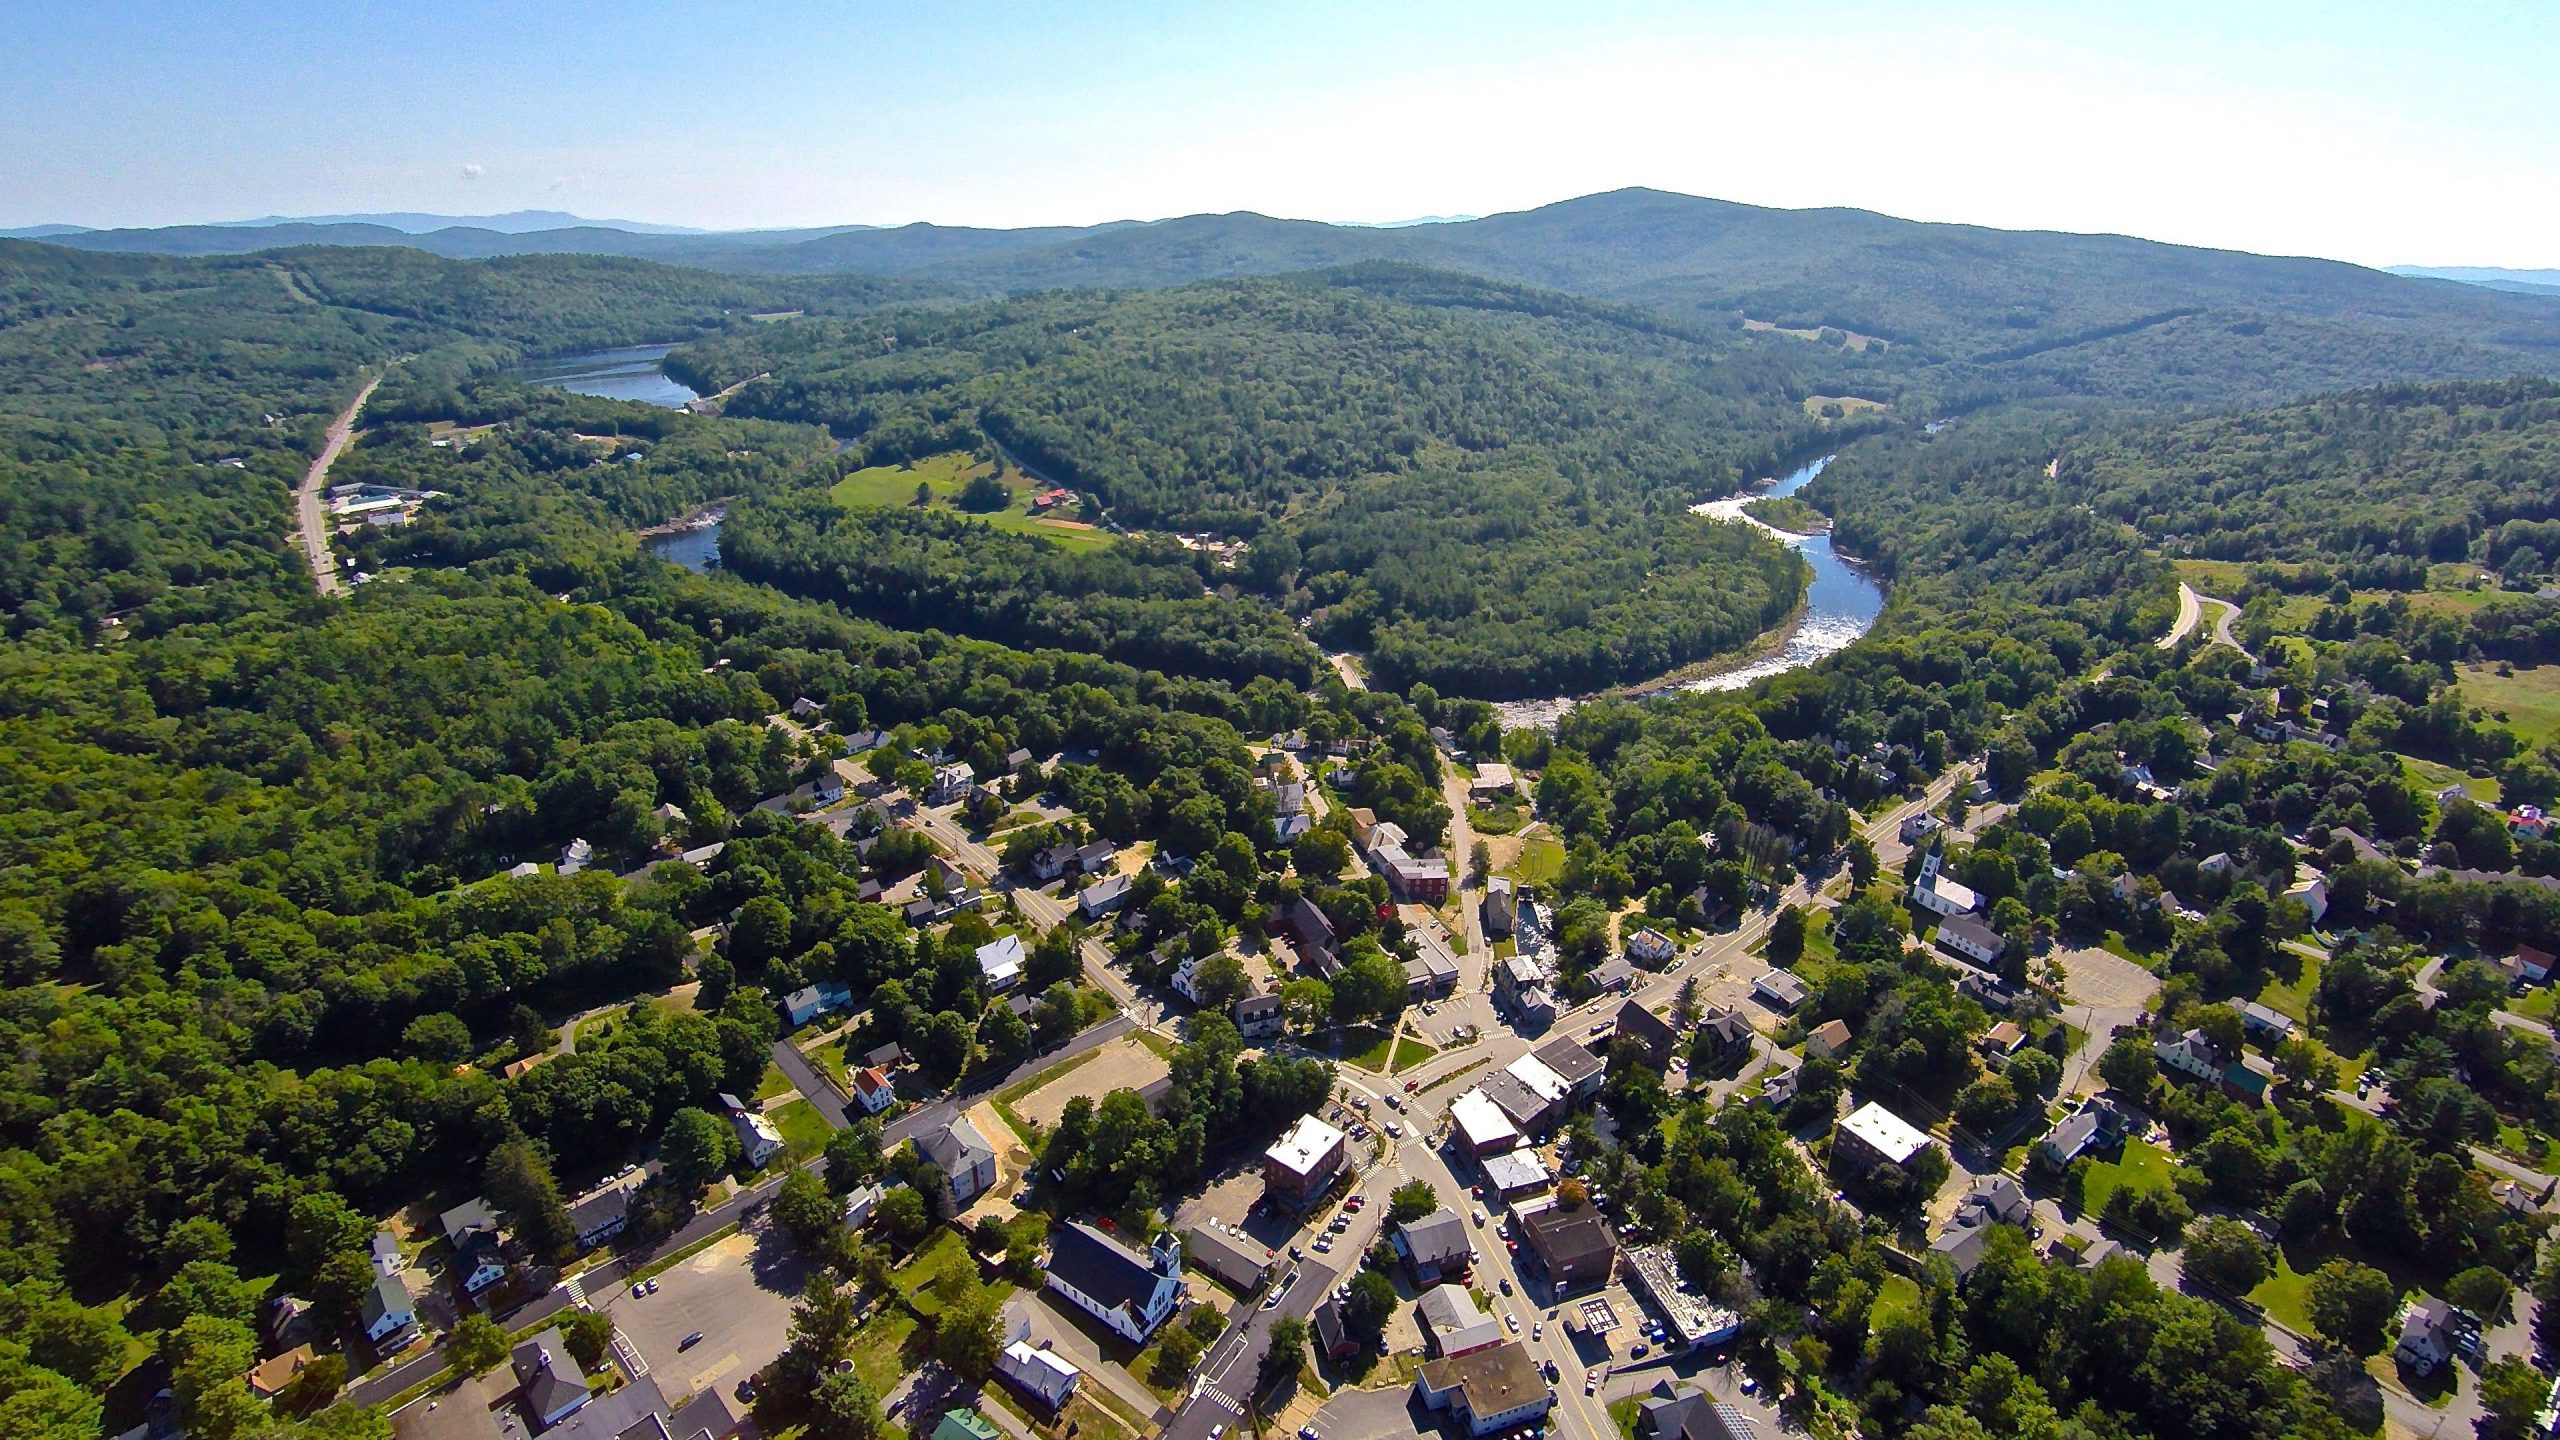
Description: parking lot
592,1224,813,1404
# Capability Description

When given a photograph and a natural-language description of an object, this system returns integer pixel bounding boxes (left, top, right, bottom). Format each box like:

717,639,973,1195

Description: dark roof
1532,1036,1603,1087
1046,1223,1170,1316
1699,1007,1754,1048
1399,1209,1472,1264
1644,1389,1757,1440
511,1327,592,1419
1183,1225,1272,1288
666,1387,738,1440
1477,1070,1550,1129
1612,1000,1680,1066
1311,1296,1351,1354
1524,1206,1616,1268
568,1184,632,1235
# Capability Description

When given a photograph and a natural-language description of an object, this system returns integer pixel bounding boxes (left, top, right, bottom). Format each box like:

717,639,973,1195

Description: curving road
294,373,381,596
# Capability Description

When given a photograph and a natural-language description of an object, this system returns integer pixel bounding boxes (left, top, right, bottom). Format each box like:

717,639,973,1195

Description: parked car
631,1283,646,1299
1500,1278,1513,1295
680,1331,705,1351
1631,1343,1649,1358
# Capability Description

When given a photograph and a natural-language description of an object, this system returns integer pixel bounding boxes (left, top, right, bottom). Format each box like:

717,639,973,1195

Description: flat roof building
1834,1101,1932,1172
1262,1113,1348,1206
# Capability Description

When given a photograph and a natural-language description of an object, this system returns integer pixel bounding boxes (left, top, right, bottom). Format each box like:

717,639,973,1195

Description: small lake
514,344,699,409
643,524,721,573
1491,454,1883,728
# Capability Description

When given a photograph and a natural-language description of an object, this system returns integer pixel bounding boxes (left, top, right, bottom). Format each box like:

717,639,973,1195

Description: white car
1471,1208,1485,1227
1506,1313,1521,1333
1533,1322,1543,1339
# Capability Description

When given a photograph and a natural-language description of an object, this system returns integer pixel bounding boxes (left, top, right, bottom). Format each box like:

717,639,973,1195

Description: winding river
1489,455,1884,728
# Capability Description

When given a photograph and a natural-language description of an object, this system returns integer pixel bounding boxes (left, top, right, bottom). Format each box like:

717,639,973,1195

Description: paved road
294,372,381,597
883,1013,1137,1150
769,1038,852,1131
2160,583,2204,649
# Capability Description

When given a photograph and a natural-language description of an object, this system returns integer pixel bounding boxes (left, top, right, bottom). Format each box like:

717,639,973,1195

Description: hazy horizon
5,0,2557,269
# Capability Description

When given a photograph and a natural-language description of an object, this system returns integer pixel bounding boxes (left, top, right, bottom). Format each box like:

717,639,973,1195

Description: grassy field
2403,753,2499,804
1800,394,1891,417
2248,1250,2317,1333
1388,1035,1440,1073
1343,1026,1397,1070
768,1098,835,1159
2458,662,2560,747
2078,1139,2174,1220
753,1061,795,1102
1501,828,1565,889
2254,951,2320,1024
842,1305,920,1393
831,451,1116,553
1873,1273,1924,1325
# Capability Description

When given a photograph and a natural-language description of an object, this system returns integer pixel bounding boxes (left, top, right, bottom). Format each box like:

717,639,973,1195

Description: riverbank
1485,593,1811,730
1487,453,1881,729
635,498,732,538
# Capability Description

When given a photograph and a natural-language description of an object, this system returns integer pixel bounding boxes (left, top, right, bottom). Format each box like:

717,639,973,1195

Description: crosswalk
1197,1382,1245,1415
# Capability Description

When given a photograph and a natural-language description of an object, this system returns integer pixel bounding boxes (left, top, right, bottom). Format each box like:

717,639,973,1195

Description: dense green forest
674,264,1856,694
8,219,2560,1440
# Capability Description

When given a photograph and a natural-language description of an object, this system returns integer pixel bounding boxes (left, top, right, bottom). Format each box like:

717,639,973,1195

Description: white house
362,1275,418,1348
1043,1224,1183,1344
928,762,976,803
920,1115,999,1204
840,1183,885,1232
439,1198,511,1296
1625,928,1676,967
721,1093,785,1169
2286,874,2329,925
558,838,594,876
976,934,1026,992
369,1230,403,1278
996,1340,1081,1409
783,979,852,1028
1934,913,2006,967
1077,875,1132,920
2154,1029,2223,1083
852,1065,897,1115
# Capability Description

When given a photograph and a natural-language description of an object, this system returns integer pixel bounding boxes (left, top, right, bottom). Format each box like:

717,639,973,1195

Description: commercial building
1481,1148,1552,1198
1752,970,1809,1012
1416,1283,1504,1358
1262,1113,1348,1207
1183,1224,1274,1292
1531,1036,1606,1097
1624,1244,1744,1350
1522,1205,1617,1287
1397,1209,1476,1284
1449,1090,1523,1156
1414,1341,1554,1436
1482,876,1517,937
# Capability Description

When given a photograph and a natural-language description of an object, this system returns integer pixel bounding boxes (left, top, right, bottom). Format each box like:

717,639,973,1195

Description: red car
1404,1080,1420,1093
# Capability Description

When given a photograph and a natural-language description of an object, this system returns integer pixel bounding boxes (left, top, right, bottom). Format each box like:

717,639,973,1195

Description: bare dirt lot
1012,1036,1171,1131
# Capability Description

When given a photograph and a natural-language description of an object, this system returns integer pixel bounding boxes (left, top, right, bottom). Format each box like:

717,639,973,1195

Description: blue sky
3,0,2554,265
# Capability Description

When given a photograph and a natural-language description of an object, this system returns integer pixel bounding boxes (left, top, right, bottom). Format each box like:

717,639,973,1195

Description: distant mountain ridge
22,189,2560,395
2390,265,2560,297
210,209,717,235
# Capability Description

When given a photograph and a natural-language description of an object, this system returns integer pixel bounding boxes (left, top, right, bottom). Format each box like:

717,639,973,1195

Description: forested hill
675,263,1847,530
684,265,1843,696
0,240,947,441
37,188,2560,405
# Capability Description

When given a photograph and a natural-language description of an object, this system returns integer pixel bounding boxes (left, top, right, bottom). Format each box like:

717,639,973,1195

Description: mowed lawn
830,451,1116,553
2078,1138,2174,1219
2458,662,2560,747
